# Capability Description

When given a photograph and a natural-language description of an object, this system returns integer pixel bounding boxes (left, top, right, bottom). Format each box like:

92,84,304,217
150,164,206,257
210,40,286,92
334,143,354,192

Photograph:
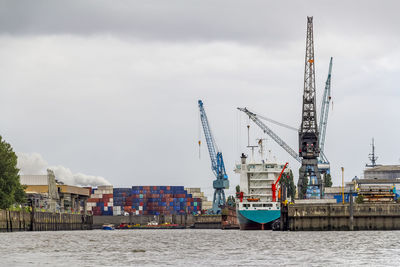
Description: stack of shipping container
113,186,202,216
86,185,114,216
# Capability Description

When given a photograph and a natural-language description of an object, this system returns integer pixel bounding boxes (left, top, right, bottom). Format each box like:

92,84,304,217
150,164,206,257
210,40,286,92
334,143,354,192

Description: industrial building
324,187,356,203
20,170,90,213
364,165,400,180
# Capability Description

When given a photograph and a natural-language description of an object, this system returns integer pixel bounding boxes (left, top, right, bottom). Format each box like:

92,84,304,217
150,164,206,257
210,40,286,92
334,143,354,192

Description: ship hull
236,209,280,230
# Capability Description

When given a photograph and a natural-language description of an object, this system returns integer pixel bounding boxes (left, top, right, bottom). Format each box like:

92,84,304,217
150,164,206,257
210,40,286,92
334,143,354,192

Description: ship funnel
241,153,247,164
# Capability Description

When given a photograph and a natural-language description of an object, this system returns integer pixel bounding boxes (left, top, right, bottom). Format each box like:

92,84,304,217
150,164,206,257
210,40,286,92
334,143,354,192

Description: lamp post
341,167,344,204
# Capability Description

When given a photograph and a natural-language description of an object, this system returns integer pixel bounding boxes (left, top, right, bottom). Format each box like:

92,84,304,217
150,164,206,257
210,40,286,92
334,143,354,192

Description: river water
1,229,400,266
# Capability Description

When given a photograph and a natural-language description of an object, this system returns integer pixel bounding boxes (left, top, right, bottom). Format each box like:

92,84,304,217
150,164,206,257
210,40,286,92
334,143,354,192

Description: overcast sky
1,1,400,198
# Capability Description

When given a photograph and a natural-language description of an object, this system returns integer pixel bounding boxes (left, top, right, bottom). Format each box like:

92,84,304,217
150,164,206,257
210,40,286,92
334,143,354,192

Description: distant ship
235,152,290,230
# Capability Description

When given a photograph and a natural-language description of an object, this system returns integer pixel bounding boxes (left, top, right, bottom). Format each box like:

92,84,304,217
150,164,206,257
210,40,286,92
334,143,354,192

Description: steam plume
17,152,111,187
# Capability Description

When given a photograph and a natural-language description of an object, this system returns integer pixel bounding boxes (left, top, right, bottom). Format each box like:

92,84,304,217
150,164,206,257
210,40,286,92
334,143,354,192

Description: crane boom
238,107,301,163
198,100,229,214
272,162,289,202
318,57,333,163
198,100,220,177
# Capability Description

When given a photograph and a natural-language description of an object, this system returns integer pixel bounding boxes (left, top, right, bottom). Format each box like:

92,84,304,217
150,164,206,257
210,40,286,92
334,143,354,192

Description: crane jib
198,100,229,214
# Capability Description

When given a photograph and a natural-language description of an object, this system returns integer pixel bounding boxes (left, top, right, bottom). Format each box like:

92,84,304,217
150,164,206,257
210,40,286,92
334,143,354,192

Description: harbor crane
298,16,322,199
239,56,333,182
318,57,333,174
198,100,229,214
239,18,331,199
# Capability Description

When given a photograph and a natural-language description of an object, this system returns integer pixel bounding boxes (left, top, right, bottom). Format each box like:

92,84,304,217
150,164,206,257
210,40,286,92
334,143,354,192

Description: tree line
0,136,26,210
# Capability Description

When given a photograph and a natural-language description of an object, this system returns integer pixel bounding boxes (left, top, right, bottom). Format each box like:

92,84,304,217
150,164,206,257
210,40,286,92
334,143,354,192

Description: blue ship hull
237,209,280,230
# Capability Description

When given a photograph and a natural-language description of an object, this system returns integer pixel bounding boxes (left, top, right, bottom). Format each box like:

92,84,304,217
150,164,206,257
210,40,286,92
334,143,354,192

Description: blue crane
198,100,229,214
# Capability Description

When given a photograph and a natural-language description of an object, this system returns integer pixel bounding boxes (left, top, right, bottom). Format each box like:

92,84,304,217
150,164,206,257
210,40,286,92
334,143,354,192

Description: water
1,230,400,266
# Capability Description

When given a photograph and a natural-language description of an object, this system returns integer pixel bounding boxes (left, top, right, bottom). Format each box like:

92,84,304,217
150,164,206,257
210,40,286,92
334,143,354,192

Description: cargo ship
234,152,289,230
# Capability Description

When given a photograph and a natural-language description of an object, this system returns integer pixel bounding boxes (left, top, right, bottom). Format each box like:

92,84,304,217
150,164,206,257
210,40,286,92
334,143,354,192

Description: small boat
102,224,115,230
116,223,185,230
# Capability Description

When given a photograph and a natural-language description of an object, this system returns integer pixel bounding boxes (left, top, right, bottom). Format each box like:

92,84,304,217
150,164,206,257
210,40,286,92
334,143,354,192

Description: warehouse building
364,165,400,180
20,170,90,213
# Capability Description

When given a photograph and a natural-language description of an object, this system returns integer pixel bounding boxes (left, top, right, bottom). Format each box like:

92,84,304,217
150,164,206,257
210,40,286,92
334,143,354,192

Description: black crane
298,16,323,199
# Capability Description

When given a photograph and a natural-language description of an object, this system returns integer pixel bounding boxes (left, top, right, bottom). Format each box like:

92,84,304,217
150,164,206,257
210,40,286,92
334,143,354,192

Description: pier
286,203,400,231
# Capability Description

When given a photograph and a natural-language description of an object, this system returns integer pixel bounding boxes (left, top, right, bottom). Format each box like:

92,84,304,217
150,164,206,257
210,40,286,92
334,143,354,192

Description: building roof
364,165,400,172
58,185,90,196
20,175,48,185
324,186,351,194
357,178,400,184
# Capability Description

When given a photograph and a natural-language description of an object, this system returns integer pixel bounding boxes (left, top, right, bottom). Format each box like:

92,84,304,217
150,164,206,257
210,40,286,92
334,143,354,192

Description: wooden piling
0,209,92,232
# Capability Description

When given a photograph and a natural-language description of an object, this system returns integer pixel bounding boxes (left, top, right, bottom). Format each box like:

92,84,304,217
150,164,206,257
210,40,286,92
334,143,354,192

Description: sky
1,1,400,198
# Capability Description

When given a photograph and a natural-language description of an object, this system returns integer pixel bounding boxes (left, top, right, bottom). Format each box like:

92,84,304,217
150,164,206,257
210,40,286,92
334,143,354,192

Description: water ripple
1,230,400,266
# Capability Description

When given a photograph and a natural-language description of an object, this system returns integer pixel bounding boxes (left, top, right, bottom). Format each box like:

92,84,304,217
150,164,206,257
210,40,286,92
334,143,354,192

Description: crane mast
319,57,333,163
198,100,229,214
298,16,322,199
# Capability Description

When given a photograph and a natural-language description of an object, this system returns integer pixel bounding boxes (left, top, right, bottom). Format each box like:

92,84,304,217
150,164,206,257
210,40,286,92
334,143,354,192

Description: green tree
299,176,308,199
287,170,296,200
324,173,333,187
355,195,364,204
281,171,296,201
235,185,240,193
227,195,235,207
0,136,26,209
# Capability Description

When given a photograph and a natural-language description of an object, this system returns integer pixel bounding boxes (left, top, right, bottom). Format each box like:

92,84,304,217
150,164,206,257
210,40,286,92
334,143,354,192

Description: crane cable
198,109,201,159
256,114,298,132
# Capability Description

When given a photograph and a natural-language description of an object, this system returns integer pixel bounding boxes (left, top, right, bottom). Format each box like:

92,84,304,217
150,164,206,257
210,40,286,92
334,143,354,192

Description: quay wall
0,209,92,232
288,203,400,231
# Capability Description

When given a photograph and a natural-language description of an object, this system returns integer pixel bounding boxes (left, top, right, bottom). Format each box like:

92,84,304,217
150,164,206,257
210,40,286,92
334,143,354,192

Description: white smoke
17,152,111,187
16,152,48,174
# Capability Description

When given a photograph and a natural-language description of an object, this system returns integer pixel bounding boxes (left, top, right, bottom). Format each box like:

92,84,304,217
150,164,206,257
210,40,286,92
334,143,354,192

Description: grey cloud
1,1,400,199
2,1,400,46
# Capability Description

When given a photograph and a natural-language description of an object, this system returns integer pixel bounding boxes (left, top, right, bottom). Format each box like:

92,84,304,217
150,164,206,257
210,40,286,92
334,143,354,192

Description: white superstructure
235,155,289,210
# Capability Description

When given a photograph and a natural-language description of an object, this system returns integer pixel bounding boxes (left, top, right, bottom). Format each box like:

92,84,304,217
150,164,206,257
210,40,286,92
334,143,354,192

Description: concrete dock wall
0,209,92,232
288,203,400,231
